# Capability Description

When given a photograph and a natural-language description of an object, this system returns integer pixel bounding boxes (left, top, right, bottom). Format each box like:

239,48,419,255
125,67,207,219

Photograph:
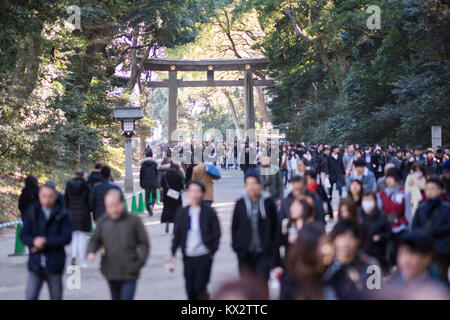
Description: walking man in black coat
231,169,279,282
21,181,72,300
412,178,450,284
169,180,221,300
87,162,103,187
89,166,121,221
65,169,91,267
139,149,159,216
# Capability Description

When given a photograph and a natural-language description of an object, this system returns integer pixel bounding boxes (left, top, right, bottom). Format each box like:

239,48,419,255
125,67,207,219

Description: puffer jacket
140,157,159,189
65,178,91,232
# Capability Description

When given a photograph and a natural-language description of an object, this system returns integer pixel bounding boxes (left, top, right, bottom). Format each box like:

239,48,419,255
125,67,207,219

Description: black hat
415,144,422,150
399,231,434,254
244,168,262,183
386,168,401,181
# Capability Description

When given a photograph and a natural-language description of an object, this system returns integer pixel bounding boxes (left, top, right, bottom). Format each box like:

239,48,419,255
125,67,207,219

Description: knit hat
385,168,401,181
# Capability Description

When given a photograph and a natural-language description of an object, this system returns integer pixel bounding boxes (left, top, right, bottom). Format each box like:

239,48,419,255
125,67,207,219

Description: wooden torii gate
143,58,274,143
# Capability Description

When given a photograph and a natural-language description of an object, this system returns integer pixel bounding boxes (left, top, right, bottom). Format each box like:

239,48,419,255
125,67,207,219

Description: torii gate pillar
244,65,255,135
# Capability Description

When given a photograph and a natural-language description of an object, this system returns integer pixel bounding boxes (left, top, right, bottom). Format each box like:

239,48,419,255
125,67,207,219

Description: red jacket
379,188,408,228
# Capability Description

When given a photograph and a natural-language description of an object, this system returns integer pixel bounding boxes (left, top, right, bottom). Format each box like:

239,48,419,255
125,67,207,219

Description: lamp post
113,107,144,194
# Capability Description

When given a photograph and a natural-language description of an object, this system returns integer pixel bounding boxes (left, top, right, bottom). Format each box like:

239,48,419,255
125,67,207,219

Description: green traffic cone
138,192,145,213
9,223,26,256
131,195,138,214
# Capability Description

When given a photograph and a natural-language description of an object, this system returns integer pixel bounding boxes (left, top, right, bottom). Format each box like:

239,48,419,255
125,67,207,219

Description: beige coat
192,162,214,201
405,173,426,215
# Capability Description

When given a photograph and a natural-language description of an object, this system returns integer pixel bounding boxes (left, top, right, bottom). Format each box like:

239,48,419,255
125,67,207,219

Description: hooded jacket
65,178,91,232
231,191,279,262
89,179,121,221
139,157,159,189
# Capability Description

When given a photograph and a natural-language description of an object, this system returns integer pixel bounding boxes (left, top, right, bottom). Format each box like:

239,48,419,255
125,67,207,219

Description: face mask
304,154,312,161
362,200,376,213
413,172,423,179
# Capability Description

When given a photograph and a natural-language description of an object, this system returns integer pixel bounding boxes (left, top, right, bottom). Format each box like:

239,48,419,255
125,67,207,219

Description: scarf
243,191,269,219
307,181,318,193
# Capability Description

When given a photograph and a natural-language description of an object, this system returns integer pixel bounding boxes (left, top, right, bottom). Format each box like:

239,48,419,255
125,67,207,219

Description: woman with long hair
404,162,426,216
348,179,363,209
160,160,184,233
280,146,289,187
287,149,300,181
337,196,360,223
281,223,335,300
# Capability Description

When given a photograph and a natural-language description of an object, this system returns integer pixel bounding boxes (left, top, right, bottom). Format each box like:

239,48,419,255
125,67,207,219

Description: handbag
163,174,180,200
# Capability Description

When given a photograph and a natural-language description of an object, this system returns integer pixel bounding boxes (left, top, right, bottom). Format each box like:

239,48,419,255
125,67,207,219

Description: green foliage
0,0,229,180
245,0,450,146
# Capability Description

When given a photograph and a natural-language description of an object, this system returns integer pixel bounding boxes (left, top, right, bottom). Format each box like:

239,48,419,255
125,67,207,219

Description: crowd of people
16,140,450,300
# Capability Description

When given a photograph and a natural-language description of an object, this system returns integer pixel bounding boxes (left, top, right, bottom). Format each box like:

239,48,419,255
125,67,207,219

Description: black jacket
87,170,102,187
89,179,121,221
424,159,440,177
65,178,91,232
18,188,38,220
140,157,159,189
171,204,221,256
318,152,328,174
161,169,185,223
359,208,391,266
322,252,377,300
412,199,450,256
20,196,72,274
231,196,278,262
363,152,378,173
327,155,345,180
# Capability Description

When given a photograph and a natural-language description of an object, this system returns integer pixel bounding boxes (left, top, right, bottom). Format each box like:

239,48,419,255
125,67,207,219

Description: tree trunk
222,89,240,131
11,26,43,102
255,87,270,124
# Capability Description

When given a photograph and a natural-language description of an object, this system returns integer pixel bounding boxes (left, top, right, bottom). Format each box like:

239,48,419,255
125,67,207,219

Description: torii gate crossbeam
143,58,274,143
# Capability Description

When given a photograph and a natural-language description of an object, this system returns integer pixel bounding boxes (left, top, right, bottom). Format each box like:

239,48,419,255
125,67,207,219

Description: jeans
108,279,137,300
238,252,271,282
183,254,212,300
281,169,288,187
26,271,63,300
329,175,343,198
234,156,238,169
